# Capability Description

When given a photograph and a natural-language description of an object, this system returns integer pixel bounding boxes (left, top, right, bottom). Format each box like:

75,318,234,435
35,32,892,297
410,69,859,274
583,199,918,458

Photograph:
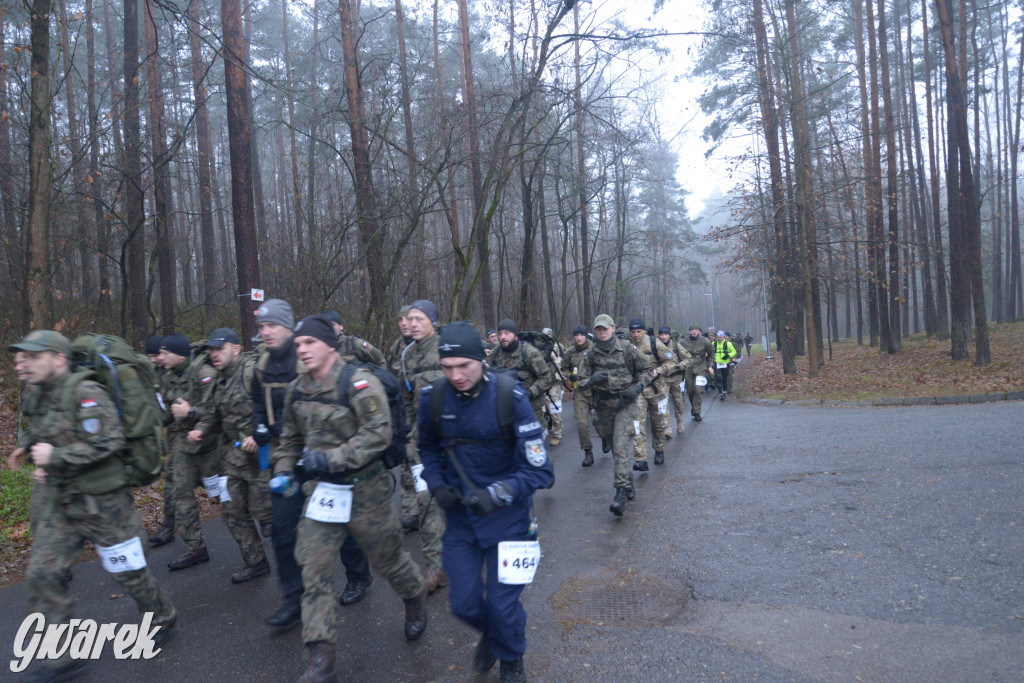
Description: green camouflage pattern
563,340,593,449
488,340,554,421
338,334,387,366
679,334,715,417
388,336,419,520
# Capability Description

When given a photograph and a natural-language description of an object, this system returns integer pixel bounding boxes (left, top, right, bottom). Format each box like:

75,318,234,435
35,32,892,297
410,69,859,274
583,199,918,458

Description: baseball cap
7,330,72,356
205,328,241,348
593,314,615,329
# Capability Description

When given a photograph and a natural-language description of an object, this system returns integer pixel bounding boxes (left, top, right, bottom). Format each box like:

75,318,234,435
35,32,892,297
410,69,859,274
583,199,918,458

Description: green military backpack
67,334,165,487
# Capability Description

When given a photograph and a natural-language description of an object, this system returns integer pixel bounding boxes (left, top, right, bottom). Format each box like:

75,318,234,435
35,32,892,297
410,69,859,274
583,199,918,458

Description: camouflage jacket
399,332,444,423
577,336,651,404
661,338,694,380
387,336,413,377
561,341,591,394
274,358,392,477
196,354,255,446
633,334,678,396
20,371,128,495
338,334,386,367
679,334,714,376
488,341,553,401
160,362,214,437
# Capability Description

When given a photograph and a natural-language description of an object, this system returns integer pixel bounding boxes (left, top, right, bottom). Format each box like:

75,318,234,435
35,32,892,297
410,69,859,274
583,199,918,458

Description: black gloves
620,383,643,407
585,370,609,388
296,449,330,478
463,488,497,517
433,484,462,510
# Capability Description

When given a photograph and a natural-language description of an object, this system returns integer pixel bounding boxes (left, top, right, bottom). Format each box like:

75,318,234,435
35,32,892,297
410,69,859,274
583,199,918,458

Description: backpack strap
428,373,517,445
648,334,661,365
336,362,359,408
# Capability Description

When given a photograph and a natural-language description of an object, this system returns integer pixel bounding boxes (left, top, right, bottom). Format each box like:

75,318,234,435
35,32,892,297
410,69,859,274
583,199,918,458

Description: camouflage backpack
67,334,165,487
518,330,562,384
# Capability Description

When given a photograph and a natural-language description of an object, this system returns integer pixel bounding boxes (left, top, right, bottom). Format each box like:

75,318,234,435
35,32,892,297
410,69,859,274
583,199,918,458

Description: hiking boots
625,474,635,501
148,523,175,548
267,600,302,629
633,461,649,472
549,437,561,446
168,546,209,570
339,574,373,605
403,590,428,640
230,557,270,584
609,489,627,517
298,642,336,683
582,449,594,467
601,437,611,453
499,658,527,683
473,631,497,674
424,566,448,593
654,451,665,465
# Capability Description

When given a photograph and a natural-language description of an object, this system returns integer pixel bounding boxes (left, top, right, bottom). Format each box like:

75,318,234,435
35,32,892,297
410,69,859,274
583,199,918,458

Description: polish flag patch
201,376,212,384
80,399,98,408
352,380,369,391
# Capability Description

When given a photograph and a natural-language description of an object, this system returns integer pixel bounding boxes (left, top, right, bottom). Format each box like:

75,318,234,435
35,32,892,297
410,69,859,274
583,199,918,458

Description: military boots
609,488,627,517
499,658,527,683
298,642,337,683
582,449,594,467
149,523,175,547
404,590,428,640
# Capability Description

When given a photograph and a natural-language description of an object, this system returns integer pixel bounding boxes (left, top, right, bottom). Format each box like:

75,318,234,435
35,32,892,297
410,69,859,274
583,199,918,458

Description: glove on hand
463,488,497,517
433,484,462,510
584,370,609,388
620,383,643,407
296,449,330,478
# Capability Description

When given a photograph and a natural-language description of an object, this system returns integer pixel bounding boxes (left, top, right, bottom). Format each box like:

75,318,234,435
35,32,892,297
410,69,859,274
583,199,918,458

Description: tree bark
24,0,53,331
878,0,901,353
923,0,949,336
123,0,148,345
574,3,593,326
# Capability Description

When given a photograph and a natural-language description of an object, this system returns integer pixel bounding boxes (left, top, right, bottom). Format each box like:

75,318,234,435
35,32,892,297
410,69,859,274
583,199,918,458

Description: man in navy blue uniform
418,322,553,683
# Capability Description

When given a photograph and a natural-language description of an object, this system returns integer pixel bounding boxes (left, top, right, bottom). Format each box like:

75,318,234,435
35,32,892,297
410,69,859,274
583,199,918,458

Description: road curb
737,390,1024,408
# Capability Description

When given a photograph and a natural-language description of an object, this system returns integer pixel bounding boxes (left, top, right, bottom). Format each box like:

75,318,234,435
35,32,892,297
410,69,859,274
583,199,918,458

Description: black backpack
427,369,519,444
518,330,563,384
335,361,408,469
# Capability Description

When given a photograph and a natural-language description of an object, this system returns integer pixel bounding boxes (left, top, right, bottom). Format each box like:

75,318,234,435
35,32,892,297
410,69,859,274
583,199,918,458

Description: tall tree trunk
852,0,879,348
573,3,593,325
222,0,261,345
1008,10,1023,319
281,0,304,257
1,13,21,294
433,0,459,250
85,0,108,309
923,0,950,335
123,0,148,345
866,0,891,350
244,4,267,249
24,0,53,331
188,0,218,318
144,0,177,333
878,0,901,353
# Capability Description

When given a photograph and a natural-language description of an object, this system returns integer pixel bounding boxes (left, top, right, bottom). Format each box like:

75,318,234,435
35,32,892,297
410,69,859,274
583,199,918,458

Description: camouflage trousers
634,388,670,461
593,399,635,490
544,385,563,440
170,442,221,551
685,370,706,417
222,445,271,566
160,448,175,525
572,392,593,451
296,468,424,645
404,430,445,569
399,440,419,520
26,486,177,667
666,376,687,428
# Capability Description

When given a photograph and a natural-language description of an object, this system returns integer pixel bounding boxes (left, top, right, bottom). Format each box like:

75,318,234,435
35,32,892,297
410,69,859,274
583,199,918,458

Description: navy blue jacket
418,371,553,547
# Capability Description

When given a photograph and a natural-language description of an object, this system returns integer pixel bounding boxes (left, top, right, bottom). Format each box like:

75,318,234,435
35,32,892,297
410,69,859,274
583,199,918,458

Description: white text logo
10,612,162,673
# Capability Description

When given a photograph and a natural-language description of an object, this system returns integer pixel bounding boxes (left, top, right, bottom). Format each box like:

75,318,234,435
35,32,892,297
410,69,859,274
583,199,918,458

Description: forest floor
741,319,1024,401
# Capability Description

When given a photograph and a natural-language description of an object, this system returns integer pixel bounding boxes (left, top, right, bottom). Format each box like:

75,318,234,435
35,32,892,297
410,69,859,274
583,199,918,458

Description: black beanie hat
497,318,518,335
160,333,190,358
628,317,645,331
294,314,339,348
438,321,486,361
572,324,588,336
145,335,165,355
409,299,439,326
321,310,342,326
658,326,671,335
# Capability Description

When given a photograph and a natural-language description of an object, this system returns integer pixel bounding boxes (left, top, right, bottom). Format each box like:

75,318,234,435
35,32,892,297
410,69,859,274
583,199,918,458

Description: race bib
657,398,669,415
218,476,231,502
156,393,166,411
696,376,708,387
633,420,642,436
679,381,685,392
549,400,562,414
306,483,353,523
497,540,541,585
202,475,222,499
96,537,147,573
716,363,727,369
411,464,428,493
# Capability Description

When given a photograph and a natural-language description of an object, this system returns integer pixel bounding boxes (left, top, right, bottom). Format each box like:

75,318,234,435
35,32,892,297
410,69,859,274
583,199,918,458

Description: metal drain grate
555,575,689,627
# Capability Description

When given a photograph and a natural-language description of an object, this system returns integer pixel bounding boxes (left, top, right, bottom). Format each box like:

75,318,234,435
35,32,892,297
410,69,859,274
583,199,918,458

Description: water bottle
270,472,299,497
254,423,271,470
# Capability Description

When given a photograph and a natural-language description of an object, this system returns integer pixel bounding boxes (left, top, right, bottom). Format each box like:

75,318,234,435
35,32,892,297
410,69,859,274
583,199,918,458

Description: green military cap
688,322,701,331
7,330,72,356
397,305,410,317
593,314,615,329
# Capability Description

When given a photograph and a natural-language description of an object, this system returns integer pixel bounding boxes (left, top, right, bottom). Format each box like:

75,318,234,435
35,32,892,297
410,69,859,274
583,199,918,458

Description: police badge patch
524,439,547,467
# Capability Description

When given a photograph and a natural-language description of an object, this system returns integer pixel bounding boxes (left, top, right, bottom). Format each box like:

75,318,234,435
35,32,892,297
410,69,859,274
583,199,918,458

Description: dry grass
740,320,1024,401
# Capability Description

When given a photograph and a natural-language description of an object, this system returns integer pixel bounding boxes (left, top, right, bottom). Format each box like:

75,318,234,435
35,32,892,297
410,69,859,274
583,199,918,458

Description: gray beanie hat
256,298,294,329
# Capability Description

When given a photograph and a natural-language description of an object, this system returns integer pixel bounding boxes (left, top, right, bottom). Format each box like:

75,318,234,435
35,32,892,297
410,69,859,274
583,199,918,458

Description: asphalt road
2,391,1022,682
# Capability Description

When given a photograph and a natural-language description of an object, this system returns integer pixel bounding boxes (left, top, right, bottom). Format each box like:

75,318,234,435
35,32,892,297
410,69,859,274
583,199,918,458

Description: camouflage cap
593,314,615,329
7,330,72,356
688,322,701,331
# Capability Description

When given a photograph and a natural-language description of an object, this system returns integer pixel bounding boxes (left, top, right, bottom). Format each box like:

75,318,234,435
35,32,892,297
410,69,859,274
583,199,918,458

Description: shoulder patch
665,351,674,359
422,384,433,394
524,438,548,466
362,341,369,348
518,421,541,434
80,398,99,409
82,418,101,434
352,379,369,391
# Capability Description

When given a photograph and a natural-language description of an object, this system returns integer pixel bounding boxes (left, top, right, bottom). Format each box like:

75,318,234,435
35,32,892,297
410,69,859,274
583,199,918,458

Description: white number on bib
716,362,727,369
633,420,642,436
97,537,147,573
305,483,353,523
497,540,541,585
657,398,669,415
218,476,231,502
549,400,562,414
696,376,708,387
411,464,428,493
679,382,685,392
202,475,222,499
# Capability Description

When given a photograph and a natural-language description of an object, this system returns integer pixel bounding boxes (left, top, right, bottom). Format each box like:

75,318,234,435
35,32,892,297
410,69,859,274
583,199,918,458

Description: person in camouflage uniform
143,335,176,546
562,324,595,466
323,310,388,366
627,318,681,469
398,300,449,593
191,328,272,584
577,315,652,517
657,326,694,437
488,319,553,423
154,333,219,570
679,322,715,421
541,327,565,446
387,305,420,532
8,331,176,683
273,315,427,682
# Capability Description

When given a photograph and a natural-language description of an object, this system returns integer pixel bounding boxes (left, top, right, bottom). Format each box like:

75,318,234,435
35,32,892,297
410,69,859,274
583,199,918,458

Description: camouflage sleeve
355,340,387,367
526,346,553,399
193,379,222,438
48,382,127,475
325,369,392,472
16,390,34,449
653,340,678,376
273,384,303,475
629,347,654,390
188,365,217,430
675,342,694,371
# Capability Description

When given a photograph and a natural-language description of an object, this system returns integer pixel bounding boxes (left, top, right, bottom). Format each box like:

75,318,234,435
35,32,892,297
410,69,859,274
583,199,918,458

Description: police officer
273,315,427,682
419,322,553,683
562,325,594,466
190,328,272,583
577,315,651,516
250,299,372,629
679,323,714,421
657,326,693,437
628,318,678,468
8,331,177,683
488,319,553,424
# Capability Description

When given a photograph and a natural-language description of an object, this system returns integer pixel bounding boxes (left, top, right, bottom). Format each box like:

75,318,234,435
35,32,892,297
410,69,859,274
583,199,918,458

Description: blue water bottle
254,423,271,470
270,472,299,497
